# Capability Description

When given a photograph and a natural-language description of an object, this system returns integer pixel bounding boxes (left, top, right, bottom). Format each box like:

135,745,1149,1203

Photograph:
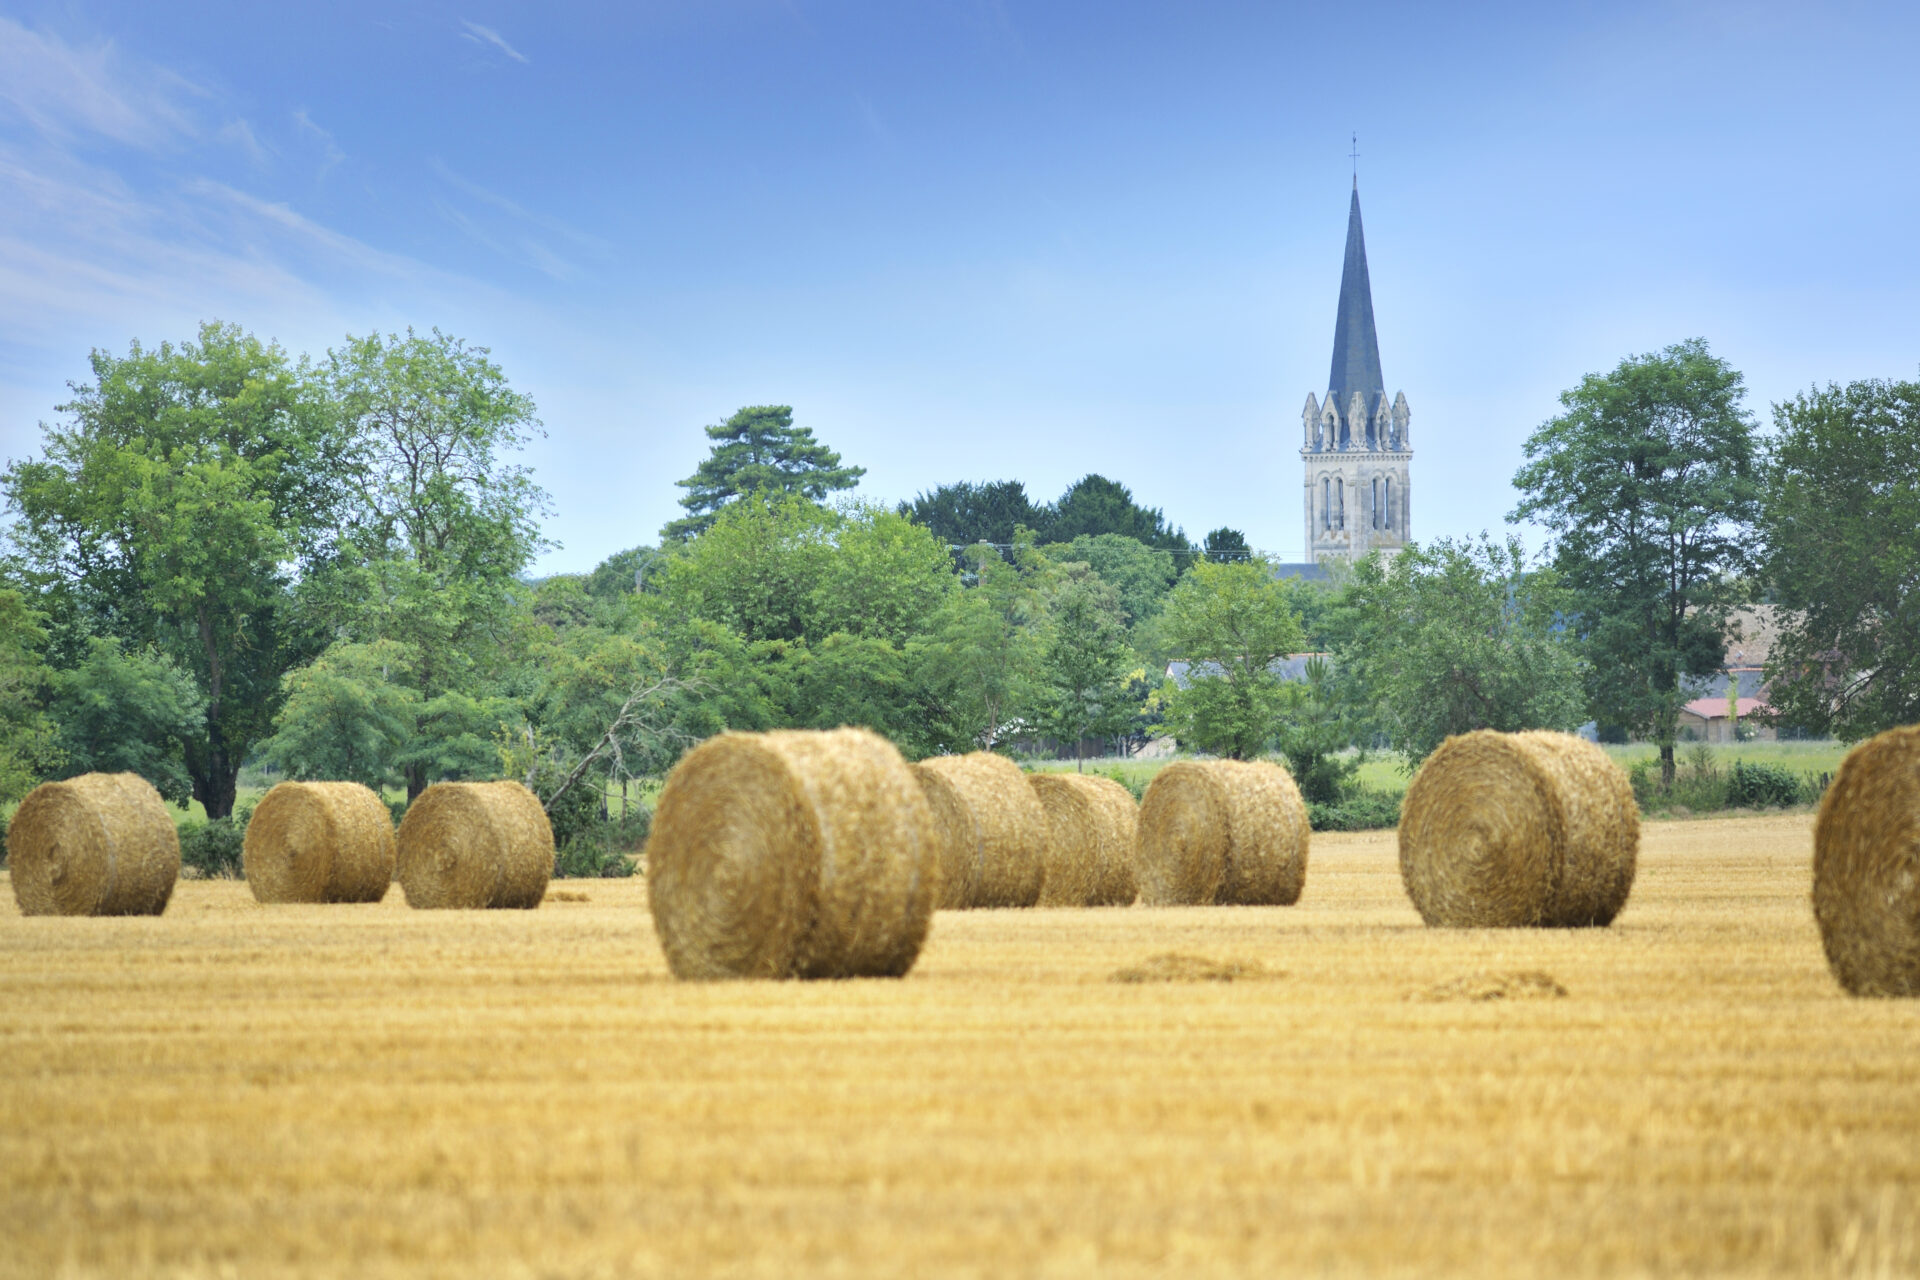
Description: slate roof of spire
1327,183,1385,416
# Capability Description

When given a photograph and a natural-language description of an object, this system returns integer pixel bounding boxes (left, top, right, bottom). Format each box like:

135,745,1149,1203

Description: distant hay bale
1398,729,1638,929
914,753,1046,908
647,727,940,980
1134,760,1309,906
1029,773,1137,906
395,781,553,910
243,781,396,904
9,772,180,917
1812,724,1920,996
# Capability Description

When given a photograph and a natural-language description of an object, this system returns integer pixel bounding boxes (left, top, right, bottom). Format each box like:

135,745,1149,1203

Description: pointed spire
1327,185,1385,420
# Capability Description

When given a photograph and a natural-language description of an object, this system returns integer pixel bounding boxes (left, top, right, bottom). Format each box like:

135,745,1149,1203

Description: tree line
0,327,1911,848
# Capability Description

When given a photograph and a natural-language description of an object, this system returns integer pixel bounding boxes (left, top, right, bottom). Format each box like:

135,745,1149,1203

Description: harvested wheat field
3,812,1919,1278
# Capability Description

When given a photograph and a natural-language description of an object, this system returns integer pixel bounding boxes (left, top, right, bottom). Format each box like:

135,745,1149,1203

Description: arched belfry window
1335,478,1345,530
1384,476,1392,530
1372,477,1381,529
1321,477,1330,530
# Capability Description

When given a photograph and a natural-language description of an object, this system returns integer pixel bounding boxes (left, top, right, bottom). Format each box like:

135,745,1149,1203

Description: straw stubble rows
2,813,1917,1278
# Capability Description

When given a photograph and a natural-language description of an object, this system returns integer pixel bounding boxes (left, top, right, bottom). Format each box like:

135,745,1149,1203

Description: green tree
324,329,548,799
4,323,348,816
1274,655,1357,804
1330,536,1587,765
1038,565,1134,770
899,479,1047,551
912,546,1039,752
1047,474,1190,554
666,405,864,540
656,492,834,644
0,591,61,805
259,640,415,789
1203,527,1252,562
1512,338,1761,787
52,637,205,804
812,505,955,642
1759,377,1920,740
1157,559,1304,759
1042,534,1177,627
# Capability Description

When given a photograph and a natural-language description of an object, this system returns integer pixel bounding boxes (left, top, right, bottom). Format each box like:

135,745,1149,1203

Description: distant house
1677,667,1775,743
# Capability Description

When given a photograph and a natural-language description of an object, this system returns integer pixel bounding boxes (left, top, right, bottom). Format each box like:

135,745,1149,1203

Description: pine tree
665,405,864,540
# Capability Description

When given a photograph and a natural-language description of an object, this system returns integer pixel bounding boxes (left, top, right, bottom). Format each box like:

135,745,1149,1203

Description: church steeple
1299,176,1410,561
1327,183,1385,418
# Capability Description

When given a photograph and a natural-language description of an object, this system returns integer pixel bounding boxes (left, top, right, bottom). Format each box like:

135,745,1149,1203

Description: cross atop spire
1349,132,1359,187
1327,184,1385,418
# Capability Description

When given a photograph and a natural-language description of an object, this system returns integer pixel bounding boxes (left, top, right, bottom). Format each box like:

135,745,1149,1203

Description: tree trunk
1660,741,1676,790
405,763,428,802
1076,738,1084,774
191,759,238,820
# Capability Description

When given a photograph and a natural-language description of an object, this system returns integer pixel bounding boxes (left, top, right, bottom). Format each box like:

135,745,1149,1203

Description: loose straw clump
647,727,940,980
244,781,395,904
9,772,180,917
1398,729,1638,928
1135,760,1309,906
1029,773,1137,906
914,752,1046,908
396,781,553,910
1812,724,1920,996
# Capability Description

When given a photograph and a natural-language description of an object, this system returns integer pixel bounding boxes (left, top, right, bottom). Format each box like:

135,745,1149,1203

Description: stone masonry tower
1301,181,1410,559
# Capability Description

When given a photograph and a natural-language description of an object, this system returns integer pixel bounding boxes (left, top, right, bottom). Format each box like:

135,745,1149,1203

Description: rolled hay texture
1029,773,1138,906
1398,729,1638,929
1812,724,1920,996
1135,760,1310,906
395,781,553,910
914,752,1047,909
243,781,396,904
9,772,180,917
646,727,940,980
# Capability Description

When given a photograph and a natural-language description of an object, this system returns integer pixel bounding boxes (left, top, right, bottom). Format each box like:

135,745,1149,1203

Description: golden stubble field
3,812,1918,1279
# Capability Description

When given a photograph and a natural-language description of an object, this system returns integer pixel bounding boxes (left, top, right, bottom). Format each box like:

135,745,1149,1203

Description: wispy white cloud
218,118,273,167
0,16,202,148
429,158,607,252
461,21,529,64
291,108,345,174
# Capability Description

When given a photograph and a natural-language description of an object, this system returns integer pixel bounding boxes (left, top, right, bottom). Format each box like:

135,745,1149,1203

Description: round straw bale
647,727,939,980
1398,729,1638,929
9,772,180,917
1135,760,1309,906
1029,773,1138,906
1812,724,1920,996
395,780,553,910
243,781,396,904
913,752,1046,908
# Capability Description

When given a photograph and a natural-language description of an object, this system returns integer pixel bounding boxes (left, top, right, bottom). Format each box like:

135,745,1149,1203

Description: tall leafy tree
1329,536,1587,765
666,405,863,540
52,638,206,803
1157,559,1304,759
1043,534,1177,626
1273,655,1358,804
1759,377,1920,740
4,323,348,816
1512,339,1761,786
259,640,416,790
0,591,61,806
912,546,1039,753
1038,564,1134,770
1203,527,1252,562
1047,474,1190,554
899,479,1048,550
324,329,550,798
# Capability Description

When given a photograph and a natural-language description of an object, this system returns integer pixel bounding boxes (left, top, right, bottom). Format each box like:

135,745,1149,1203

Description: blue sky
2,1,1916,572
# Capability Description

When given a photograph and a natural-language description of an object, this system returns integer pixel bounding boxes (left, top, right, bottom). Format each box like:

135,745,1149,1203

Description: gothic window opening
1335,478,1345,530
1384,477,1392,529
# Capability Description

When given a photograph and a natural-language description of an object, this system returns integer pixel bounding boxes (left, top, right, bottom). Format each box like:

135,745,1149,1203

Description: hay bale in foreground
914,753,1046,908
1812,724,1920,996
647,727,939,980
1029,773,1137,906
243,781,395,904
396,781,552,910
1134,760,1309,906
9,772,180,917
1398,729,1637,929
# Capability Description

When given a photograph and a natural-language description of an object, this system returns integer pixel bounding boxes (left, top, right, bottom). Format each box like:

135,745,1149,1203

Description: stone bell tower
1301,180,1410,559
